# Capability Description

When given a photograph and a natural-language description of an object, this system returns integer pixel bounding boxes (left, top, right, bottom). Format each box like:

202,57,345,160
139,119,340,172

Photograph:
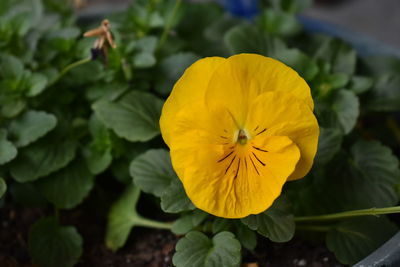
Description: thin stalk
157,0,182,50
294,206,400,223
135,215,173,230
49,57,91,87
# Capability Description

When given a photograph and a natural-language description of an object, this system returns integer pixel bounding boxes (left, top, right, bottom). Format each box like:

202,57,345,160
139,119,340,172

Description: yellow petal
204,53,314,126
160,56,225,146
168,101,301,218
245,91,319,180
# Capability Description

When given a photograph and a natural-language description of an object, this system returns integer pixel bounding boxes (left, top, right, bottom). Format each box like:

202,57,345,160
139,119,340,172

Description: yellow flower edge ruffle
160,53,319,218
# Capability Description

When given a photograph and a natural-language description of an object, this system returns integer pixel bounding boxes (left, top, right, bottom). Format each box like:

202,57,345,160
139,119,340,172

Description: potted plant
1,0,399,266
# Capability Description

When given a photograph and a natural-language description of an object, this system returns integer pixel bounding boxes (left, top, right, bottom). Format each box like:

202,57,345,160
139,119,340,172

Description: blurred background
75,0,400,50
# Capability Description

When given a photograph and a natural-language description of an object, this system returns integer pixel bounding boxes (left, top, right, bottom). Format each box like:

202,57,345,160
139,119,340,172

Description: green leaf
1,98,26,118
29,217,83,267
349,76,373,95
326,216,397,265
161,178,195,213
134,36,158,53
0,53,24,79
241,196,295,242
155,52,200,95
306,140,400,214
280,0,312,13
130,149,194,213
132,37,158,68
234,221,257,251
0,177,6,198
212,218,233,234
36,160,94,209
224,24,286,56
84,146,112,175
106,184,141,251
332,89,359,134
26,73,48,97
0,129,17,165
93,91,163,142
8,110,57,147
315,127,343,166
171,210,208,235
351,140,400,185
130,149,175,197
173,231,241,267
257,9,301,36
210,219,257,251
66,61,104,85
133,52,156,68
327,73,350,89
275,48,319,81
332,41,357,75
83,115,112,175
10,138,77,182
366,73,400,111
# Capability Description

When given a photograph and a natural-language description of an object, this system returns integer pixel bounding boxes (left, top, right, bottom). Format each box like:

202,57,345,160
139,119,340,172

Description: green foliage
155,52,200,95
292,140,400,215
106,184,141,251
314,127,342,166
8,110,57,147
173,231,241,267
93,91,163,142
211,218,258,251
327,217,398,265
0,129,17,164
130,149,194,213
10,137,77,182
242,196,295,242
1,0,400,266
332,89,359,134
106,184,172,251
0,177,6,198
172,210,208,235
29,217,83,267
37,160,94,209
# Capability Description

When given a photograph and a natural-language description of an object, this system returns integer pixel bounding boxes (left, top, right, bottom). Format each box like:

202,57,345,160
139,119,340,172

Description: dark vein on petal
254,125,259,131
225,155,236,174
234,159,240,179
220,136,228,139
217,151,234,163
244,157,248,172
252,152,266,166
249,156,260,175
253,146,268,152
256,128,267,136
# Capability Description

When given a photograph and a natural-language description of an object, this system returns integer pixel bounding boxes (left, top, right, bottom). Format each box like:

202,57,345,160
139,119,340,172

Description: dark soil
0,204,345,267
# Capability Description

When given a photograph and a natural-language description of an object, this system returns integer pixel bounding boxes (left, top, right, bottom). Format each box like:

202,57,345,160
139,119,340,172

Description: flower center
237,129,249,145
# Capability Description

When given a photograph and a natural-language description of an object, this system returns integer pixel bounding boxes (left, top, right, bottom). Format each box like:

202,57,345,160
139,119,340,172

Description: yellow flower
160,54,319,218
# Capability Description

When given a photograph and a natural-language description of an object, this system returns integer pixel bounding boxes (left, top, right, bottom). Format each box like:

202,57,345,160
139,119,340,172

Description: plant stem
135,215,173,230
294,206,400,223
157,0,182,50
49,57,91,87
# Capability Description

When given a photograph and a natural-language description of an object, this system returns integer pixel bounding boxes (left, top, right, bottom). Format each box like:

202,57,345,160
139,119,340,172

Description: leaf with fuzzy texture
327,216,397,265
8,110,57,147
173,231,241,267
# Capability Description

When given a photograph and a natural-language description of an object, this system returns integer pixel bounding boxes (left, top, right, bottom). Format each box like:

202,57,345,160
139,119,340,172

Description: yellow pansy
160,54,319,218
